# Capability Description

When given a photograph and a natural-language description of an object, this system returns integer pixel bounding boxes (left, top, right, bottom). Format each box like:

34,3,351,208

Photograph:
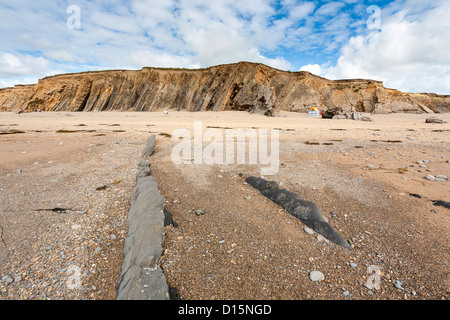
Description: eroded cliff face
1,61,449,115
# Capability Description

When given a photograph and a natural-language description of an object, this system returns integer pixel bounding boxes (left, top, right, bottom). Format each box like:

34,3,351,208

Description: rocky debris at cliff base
330,112,373,122
426,117,448,124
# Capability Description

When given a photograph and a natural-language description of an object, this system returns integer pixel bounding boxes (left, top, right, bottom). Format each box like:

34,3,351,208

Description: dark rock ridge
116,157,169,300
1,61,449,115
245,176,352,250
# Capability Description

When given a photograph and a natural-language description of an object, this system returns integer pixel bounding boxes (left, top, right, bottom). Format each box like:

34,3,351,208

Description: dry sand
0,111,449,300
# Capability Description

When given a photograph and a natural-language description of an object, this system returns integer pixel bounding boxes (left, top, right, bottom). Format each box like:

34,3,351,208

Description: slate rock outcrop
245,176,352,250
116,157,170,300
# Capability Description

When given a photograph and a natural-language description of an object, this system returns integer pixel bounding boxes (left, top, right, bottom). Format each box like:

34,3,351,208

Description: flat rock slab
116,159,169,300
245,176,352,250
142,135,156,157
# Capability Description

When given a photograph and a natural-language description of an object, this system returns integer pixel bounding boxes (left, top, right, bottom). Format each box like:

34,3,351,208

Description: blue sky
1,0,449,94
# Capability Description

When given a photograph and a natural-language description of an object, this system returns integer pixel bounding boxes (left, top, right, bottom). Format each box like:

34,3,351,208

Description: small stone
218,240,225,244
343,290,350,297
425,175,436,181
4,276,14,284
195,210,206,216
436,175,447,180
350,262,357,268
304,227,314,235
309,271,325,282
394,280,403,290
244,196,252,200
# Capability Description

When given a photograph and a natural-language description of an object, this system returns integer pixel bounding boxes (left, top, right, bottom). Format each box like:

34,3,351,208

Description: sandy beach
0,111,449,300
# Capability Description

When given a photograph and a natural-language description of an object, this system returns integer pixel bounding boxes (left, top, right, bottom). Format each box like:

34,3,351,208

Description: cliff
1,61,449,115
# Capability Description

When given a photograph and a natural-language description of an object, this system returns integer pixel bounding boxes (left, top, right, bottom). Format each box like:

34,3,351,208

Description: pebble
349,262,357,268
309,271,325,282
394,280,404,290
316,234,326,242
304,227,314,235
425,175,435,181
3,276,14,284
71,224,82,231
195,210,206,216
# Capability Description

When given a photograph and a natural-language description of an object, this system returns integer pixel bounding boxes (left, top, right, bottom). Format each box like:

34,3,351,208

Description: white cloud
315,2,346,16
0,52,51,78
300,64,323,75
324,0,450,94
127,50,199,69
